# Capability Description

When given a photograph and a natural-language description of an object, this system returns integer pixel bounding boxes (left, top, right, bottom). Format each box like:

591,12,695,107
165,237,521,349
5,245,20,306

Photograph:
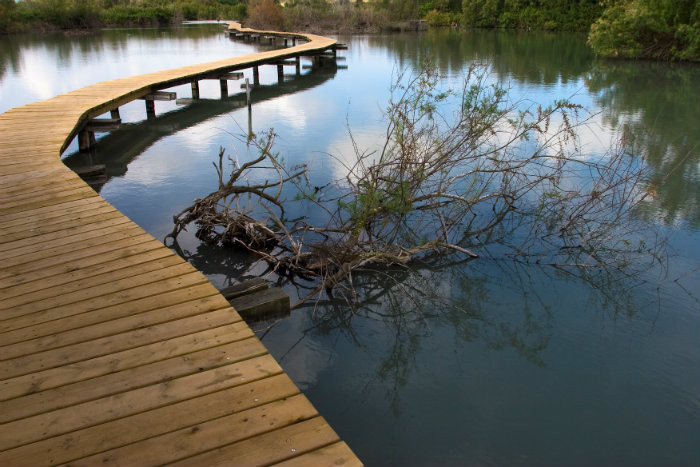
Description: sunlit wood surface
0,22,362,467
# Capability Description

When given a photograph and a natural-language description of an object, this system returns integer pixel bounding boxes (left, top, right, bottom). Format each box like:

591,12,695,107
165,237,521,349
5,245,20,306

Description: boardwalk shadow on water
62,60,340,189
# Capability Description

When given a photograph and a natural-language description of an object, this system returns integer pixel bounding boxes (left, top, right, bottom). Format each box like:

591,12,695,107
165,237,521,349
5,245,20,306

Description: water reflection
0,24,259,114
367,28,594,85
361,28,700,229
62,61,340,190
262,249,696,466
586,61,700,227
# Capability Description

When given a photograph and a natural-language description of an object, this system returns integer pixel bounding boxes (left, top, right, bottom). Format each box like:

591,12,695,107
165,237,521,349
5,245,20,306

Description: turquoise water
3,25,698,466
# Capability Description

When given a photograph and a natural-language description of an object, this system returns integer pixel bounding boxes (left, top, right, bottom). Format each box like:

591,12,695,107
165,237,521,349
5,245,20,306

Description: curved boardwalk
0,23,361,467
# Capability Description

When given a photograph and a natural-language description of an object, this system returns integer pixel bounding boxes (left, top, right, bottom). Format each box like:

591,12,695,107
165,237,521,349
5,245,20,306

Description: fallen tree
165,62,652,308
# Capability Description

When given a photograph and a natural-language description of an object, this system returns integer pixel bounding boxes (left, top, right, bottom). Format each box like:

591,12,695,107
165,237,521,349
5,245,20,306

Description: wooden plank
220,277,269,300
0,337,267,422
0,354,283,450
65,394,319,467
229,287,290,321
0,307,241,379
167,416,340,467
0,190,103,222
0,216,135,256
0,374,300,467
0,176,87,201
0,237,171,290
0,259,196,316
0,293,230,357
0,272,211,333
0,320,249,401
0,197,113,230
140,91,177,101
0,254,185,308
0,234,159,283
1,209,123,244
0,224,145,269
0,189,101,215
84,117,121,131
0,283,221,345
271,442,363,467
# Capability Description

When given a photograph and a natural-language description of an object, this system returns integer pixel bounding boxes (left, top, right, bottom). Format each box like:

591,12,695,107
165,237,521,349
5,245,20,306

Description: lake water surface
2,24,699,466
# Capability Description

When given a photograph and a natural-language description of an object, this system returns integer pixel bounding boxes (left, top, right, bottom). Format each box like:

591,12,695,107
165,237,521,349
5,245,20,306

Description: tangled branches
166,62,652,307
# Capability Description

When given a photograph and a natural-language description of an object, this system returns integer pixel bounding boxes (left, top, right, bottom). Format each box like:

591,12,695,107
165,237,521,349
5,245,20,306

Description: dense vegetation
2,0,699,61
588,0,700,61
460,0,603,31
0,0,246,33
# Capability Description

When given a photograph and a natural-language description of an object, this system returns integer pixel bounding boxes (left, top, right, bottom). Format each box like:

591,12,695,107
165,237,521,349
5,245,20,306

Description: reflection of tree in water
0,24,226,94
169,239,259,287
370,28,593,86
0,35,22,81
586,61,700,227
272,252,653,411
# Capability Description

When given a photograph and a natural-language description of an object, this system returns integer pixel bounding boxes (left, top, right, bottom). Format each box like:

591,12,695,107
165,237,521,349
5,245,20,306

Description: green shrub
588,0,700,61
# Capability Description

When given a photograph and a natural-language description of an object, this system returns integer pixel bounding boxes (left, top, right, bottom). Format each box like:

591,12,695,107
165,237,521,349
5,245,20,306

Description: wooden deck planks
0,22,361,467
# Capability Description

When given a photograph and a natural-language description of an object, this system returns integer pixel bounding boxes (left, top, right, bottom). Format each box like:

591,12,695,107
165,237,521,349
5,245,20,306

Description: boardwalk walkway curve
0,22,362,467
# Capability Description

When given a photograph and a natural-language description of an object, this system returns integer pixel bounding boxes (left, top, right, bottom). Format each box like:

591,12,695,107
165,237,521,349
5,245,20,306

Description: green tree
0,0,17,33
588,0,700,61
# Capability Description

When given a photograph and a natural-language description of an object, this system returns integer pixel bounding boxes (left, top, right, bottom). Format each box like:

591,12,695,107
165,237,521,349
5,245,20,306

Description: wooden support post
295,56,301,76
218,72,244,80
228,286,290,321
284,38,288,46
78,130,96,151
85,118,121,132
277,64,284,83
110,108,120,119
244,78,253,139
145,99,155,119
220,79,228,97
141,91,177,101
253,66,260,86
292,37,297,46
191,81,200,99
220,278,268,300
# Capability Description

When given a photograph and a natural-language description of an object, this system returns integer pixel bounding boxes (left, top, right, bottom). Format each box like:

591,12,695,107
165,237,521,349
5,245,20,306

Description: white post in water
245,78,253,139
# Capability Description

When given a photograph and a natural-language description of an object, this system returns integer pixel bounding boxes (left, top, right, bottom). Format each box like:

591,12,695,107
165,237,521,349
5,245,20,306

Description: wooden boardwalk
0,23,361,467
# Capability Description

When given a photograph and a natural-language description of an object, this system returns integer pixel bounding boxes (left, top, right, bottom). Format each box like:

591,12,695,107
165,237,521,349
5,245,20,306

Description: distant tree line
2,0,698,61
0,0,246,32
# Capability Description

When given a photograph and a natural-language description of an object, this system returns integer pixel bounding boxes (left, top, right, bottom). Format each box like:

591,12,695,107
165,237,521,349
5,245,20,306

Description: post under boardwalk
0,23,362,467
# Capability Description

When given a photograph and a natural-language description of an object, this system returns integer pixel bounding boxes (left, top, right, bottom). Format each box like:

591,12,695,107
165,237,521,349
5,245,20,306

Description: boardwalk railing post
78,130,95,151
145,99,155,119
245,78,253,139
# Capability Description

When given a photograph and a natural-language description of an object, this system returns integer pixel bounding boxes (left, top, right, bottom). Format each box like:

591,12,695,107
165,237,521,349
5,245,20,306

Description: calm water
3,25,699,466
